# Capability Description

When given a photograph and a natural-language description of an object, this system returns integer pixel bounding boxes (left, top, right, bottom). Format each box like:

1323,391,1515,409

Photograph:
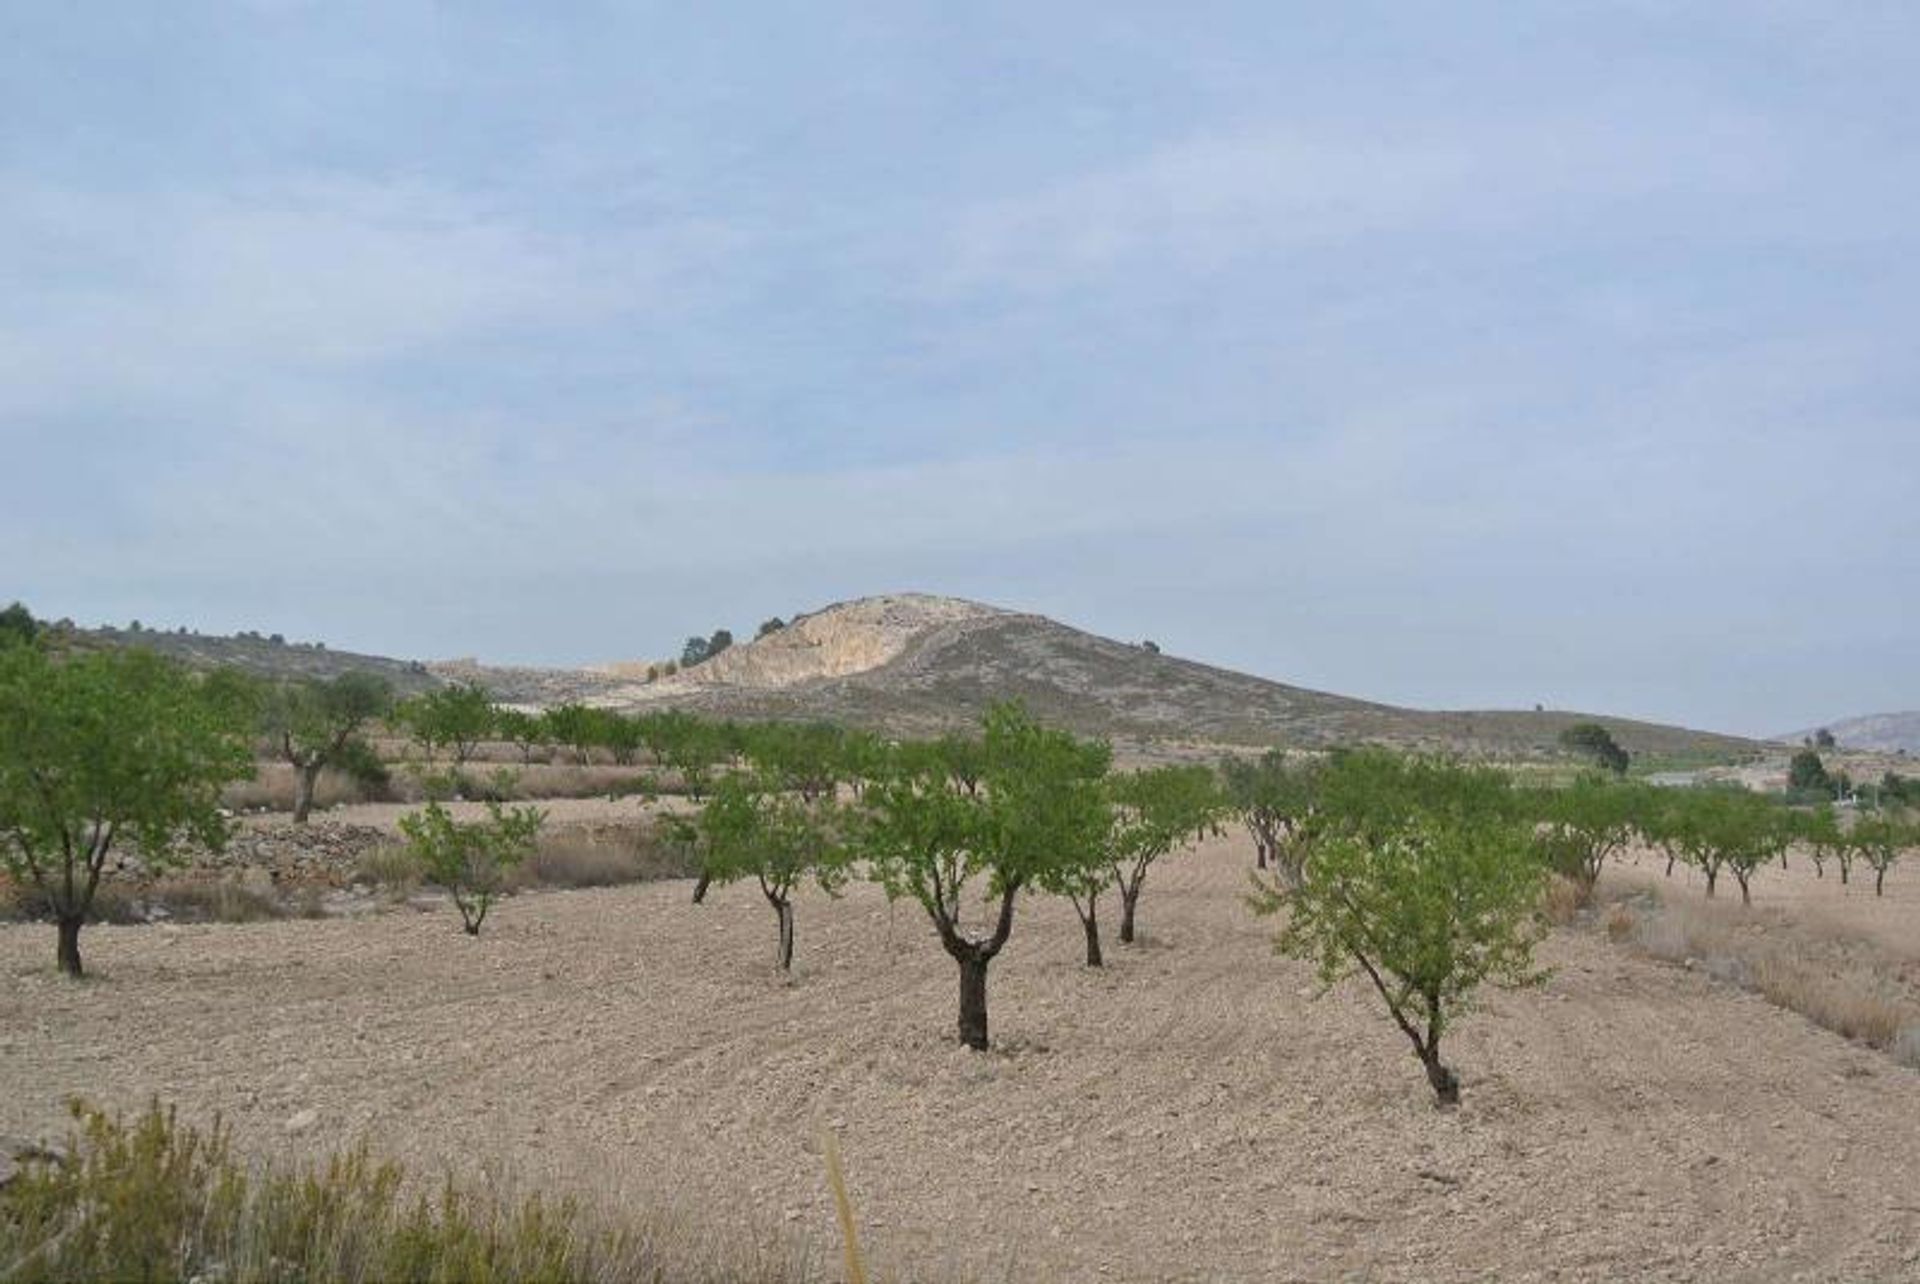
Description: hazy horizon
5,5,1916,737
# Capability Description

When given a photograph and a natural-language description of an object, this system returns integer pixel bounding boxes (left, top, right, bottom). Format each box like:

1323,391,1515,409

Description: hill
1785,711,1920,755
71,624,444,696
514,593,1759,760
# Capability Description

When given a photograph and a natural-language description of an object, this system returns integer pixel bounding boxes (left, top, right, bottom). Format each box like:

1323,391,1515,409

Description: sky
3,3,1916,737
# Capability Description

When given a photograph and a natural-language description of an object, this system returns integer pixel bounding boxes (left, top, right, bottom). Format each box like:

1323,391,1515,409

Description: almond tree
399,799,545,935
1530,775,1649,902
696,772,848,970
0,646,252,975
1254,751,1545,1106
1221,751,1317,883
1107,764,1224,943
860,704,1104,1048
262,671,392,822
1848,814,1913,897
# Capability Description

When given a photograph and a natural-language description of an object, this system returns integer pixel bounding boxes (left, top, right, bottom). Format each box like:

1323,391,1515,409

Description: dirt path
4,834,1918,1281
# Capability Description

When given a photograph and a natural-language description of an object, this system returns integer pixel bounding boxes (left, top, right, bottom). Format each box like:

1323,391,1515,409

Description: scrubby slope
587,594,1757,758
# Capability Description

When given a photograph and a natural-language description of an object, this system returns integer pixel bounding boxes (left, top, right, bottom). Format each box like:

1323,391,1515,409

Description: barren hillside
1785,711,1920,754
538,593,1759,759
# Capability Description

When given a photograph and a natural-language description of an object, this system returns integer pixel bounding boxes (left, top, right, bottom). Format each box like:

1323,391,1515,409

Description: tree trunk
1118,887,1139,944
957,954,990,1050
775,899,794,970
56,915,84,978
1664,852,1676,877
1737,873,1751,906
1254,838,1267,870
1703,866,1718,897
1839,859,1850,885
1081,901,1103,968
1876,868,1886,897
692,870,712,903
1420,1047,1460,1107
293,763,322,823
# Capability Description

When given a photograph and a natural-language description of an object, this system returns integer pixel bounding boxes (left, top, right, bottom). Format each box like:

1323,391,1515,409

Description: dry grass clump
0,878,288,926
355,824,696,898
1541,875,1585,927
1604,886,1920,1069
0,1100,830,1284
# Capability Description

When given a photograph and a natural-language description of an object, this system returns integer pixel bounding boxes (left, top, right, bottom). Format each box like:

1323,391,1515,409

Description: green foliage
1654,786,1793,903
1527,774,1649,897
262,671,393,821
0,646,254,975
756,617,786,638
492,708,551,764
1103,764,1225,941
1220,750,1321,886
0,1099,730,1284
1787,749,1832,795
541,702,601,764
1847,812,1914,896
742,721,846,801
696,773,849,969
680,636,711,667
0,600,37,649
1558,722,1629,775
859,704,1107,1046
396,682,496,765
398,800,546,935
706,628,734,657
1252,750,1547,1105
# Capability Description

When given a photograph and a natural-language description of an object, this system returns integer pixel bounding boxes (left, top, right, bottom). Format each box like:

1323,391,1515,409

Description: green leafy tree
1559,722,1629,775
1529,775,1647,901
680,636,711,668
756,617,786,638
397,682,496,765
398,799,546,935
542,703,600,765
261,672,393,822
1220,751,1318,884
493,708,551,764
0,601,37,649
1813,728,1836,749
706,628,734,658
1848,814,1913,897
1106,764,1224,943
860,705,1100,1048
1252,751,1547,1106
1663,787,1788,903
1025,738,1117,968
0,647,253,975
1795,802,1844,879
1787,749,1832,795
743,721,846,802
696,774,849,970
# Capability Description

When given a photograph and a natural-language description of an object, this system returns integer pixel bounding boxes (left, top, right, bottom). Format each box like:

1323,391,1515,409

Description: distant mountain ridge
85,592,1761,760
1784,712,1920,754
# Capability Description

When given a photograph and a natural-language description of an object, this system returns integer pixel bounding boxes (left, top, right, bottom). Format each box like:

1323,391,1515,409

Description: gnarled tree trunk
56,916,84,978
956,954,990,1049
1079,898,1103,967
1118,886,1140,944
293,762,322,824
775,898,794,970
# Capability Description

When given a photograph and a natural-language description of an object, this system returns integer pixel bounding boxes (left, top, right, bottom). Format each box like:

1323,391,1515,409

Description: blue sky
3,3,1916,736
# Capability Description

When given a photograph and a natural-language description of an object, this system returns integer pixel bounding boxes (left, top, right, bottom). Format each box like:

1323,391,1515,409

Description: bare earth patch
3,835,1918,1281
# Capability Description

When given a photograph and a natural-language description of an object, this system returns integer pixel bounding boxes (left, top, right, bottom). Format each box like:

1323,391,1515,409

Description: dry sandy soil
4,831,1920,1282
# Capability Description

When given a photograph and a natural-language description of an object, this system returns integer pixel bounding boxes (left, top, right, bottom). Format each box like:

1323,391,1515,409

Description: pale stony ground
4,832,1920,1282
